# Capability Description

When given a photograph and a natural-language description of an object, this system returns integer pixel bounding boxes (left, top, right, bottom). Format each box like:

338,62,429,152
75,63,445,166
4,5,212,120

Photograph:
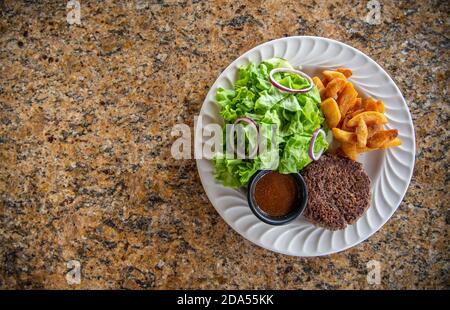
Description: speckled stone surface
0,0,448,289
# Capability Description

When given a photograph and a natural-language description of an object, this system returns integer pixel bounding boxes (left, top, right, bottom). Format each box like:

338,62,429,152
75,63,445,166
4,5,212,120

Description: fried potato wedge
376,101,385,113
355,118,368,148
323,70,347,82
340,114,355,132
367,122,383,139
364,97,377,107
356,146,377,153
349,97,362,113
348,108,365,119
318,67,400,161
332,128,356,144
340,142,357,161
312,76,325,91
347,111,388,127
364,99,377,111
337,83,358,116
322,78,347,100
335,68,352,78
321,98,341,128
380,137,402,149
367,129,398,148
365,98,385,113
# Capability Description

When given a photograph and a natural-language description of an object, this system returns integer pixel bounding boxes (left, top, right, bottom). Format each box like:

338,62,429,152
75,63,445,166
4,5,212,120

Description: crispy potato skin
312,76,325,91
323,70,347,83
322,78,347,100
340,142,357,161
337,83,358,117
367,129,398,148
365,99,385,113
332,128,356,144
335,68,352,78
381,137,402,148
347,111,387,127
356,118,368,148
321,98,341,128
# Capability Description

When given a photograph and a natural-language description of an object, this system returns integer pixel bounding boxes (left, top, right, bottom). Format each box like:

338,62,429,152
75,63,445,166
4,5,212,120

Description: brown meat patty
302,154,371,230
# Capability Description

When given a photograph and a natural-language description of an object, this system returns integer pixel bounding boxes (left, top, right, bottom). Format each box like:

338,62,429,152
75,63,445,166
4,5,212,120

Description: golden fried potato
318,67,399,161
364,98,377,111
337,82,358,116
347,111,388,127
365,98,385,113
322,78,347,100
335,68,352,78
348,108,365,119
376,101,385,113
364,97,377,108
312,76,325,91
340,114,354,132
351,98,362,111
356,118,368,148
380,137,402,149
367,122,382,139
323,70,347,82
356,146,377,153
367,129,398,148
321,98,341,128
332,128,356,144
340,142,357,161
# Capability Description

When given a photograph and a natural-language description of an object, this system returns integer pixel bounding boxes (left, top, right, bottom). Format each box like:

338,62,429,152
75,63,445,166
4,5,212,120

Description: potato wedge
322,78,347,100
367,122,382,139
323,70,347,82
365,98,385,113
356,146,377,153
312,76,325,91
340,142,357,161
367,129,398,148
376,101,385,113
380,137,402,149
347,111,388,127
337,82,358,116
364,98,377,111
350,98,362,112
321,98,341,128
335,68,352,78
364,97,377,108
349,108,365,119
355,118,368,148
332,128,357,144
340,114,355,132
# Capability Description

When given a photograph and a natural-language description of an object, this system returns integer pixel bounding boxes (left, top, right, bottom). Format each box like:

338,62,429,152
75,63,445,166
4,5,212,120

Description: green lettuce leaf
213,58,328,187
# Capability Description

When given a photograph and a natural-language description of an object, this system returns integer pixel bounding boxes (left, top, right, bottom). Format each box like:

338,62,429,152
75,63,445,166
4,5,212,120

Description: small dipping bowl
247,170,308,225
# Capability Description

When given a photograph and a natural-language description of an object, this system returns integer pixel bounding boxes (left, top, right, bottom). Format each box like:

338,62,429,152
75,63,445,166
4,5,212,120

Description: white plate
195,36,415,256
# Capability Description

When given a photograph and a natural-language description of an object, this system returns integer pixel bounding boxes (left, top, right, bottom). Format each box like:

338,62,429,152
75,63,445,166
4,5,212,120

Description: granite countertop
0,0,448,289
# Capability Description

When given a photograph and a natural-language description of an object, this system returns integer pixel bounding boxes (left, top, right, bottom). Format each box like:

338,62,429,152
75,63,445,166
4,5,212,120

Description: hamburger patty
302,154,371,230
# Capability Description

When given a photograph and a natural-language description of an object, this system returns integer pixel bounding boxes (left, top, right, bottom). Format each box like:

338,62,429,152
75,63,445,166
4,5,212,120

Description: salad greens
213,58,328,187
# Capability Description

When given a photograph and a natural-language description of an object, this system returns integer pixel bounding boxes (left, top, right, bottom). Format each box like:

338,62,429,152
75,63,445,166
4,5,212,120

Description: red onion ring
234,117,258,132
308,128,326,161
228,117,259,158
269,68,314,93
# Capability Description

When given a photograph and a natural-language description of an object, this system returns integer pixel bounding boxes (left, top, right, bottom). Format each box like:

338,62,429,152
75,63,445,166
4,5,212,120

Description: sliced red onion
269,68,314,93
309,128,326,161
229,117,259,158
234,117,258,132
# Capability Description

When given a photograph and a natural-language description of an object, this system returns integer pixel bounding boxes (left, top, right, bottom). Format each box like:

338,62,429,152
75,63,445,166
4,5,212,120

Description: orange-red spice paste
253,172,298,217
